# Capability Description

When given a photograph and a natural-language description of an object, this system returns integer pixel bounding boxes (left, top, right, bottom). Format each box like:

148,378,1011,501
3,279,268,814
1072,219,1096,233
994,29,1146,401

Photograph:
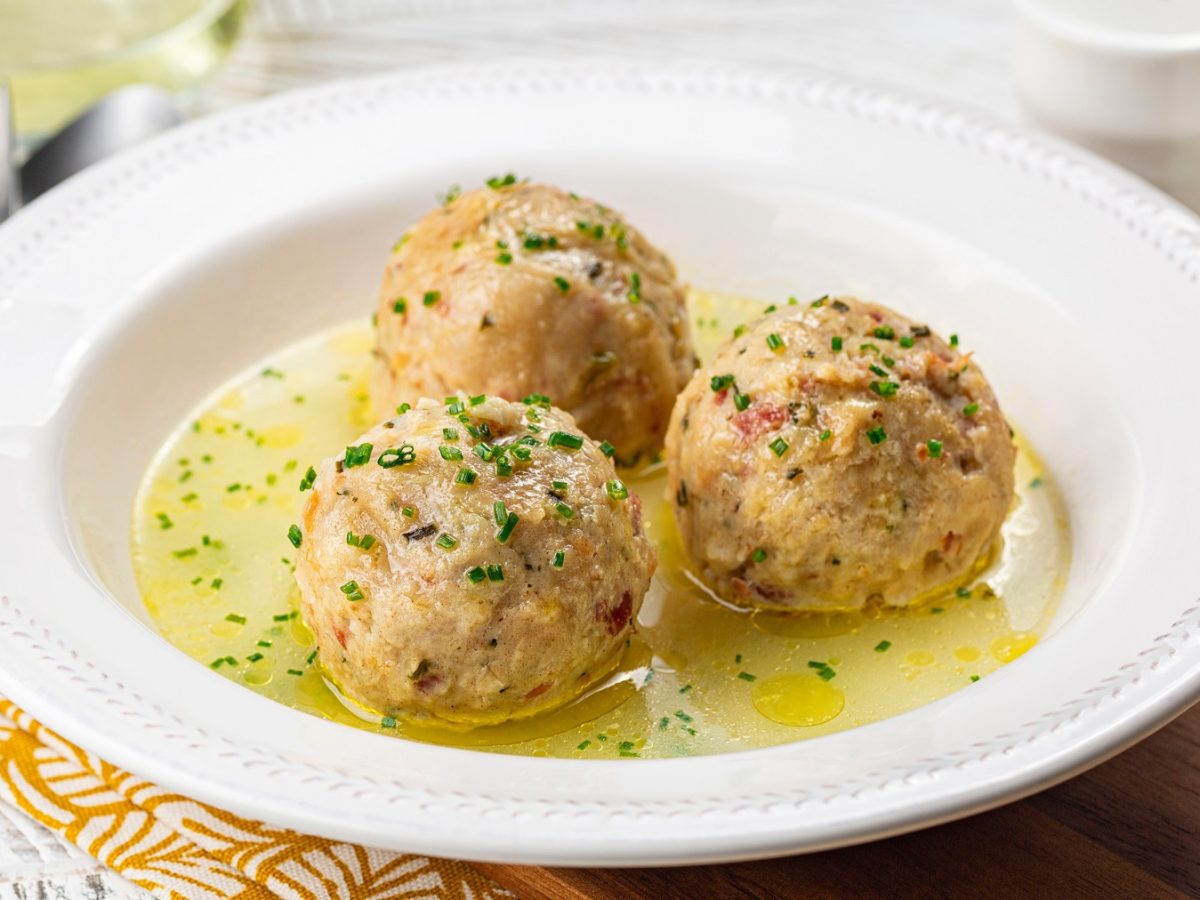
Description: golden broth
131,292,1070,758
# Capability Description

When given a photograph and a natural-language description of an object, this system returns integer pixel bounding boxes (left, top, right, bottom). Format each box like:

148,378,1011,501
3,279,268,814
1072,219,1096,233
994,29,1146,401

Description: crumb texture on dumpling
373,181,695,464
294,396,656,725
665,296,1015,612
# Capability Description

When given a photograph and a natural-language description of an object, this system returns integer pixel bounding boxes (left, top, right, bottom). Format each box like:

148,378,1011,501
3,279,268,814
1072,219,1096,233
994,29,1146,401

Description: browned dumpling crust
294,396,655,725
665,297,1015,612
372,181,695,465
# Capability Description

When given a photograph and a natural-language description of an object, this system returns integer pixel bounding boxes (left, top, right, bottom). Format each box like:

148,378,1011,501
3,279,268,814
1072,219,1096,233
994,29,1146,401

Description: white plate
1,60,1199,866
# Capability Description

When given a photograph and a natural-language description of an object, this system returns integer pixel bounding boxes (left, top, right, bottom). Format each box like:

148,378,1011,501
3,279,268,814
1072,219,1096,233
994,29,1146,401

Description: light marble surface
0,1,1018,895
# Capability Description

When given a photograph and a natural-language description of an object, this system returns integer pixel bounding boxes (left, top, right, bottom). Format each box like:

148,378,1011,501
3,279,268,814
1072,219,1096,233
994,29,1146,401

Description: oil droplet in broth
954,646,982,662
990,631,1038,663
751,673,845,727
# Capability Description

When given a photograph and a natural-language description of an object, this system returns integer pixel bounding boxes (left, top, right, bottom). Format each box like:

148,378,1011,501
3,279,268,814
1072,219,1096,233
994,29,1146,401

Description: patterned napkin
0,699,513,900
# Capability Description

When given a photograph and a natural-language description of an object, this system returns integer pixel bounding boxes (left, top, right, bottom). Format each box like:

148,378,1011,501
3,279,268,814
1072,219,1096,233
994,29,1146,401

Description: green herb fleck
344,443,373,468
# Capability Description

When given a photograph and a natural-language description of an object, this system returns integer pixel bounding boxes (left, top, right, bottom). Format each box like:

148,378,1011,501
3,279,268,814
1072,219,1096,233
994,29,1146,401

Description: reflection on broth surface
132,291,1070,757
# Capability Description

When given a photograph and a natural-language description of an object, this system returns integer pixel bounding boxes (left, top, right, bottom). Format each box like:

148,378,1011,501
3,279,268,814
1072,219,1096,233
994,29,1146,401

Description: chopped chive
970,674,981,682
950,333,959,347
486,564,505,582
710,373,735,392
435,533,458,550
927,439,943,458
393,297,407,314
378,445,416,468
156,512,173,530
454,467,477,485
343,443,373,467
381,716,397,728
486,173,517,189
873,325,895,340
469,393,487,406
737,671,757,682
1030,477,1043,489
606,479,629,501
555,502,574,519
396,402,412,415
817,666,837,681
256,639,272,648
659,716,670,730
272,612,292,622
443,427,459,441
439,445,463,461
866,426,887,445
466,566,487,584
307,650,317,664
495,251,513,265
495,457,513,477
423,291,441,307
554,276,570,293
899,335,914,348
402,506,415,517
552,550,566,568
547,431,584,450
875,640,892,652
956,586,972,598
769,437,789,457
766,332,785,352
246,652,264,663
287,669,304,676
963,402,979,417
340,580,365,601
870,380,899,398
173,547,197,558
674,710,693,722
496,512,519,543
869,364,888,378
599,440,616,457
679,684,692,693
210,578,223,590
225,613,246,625
752,547,767,563
819,429,832,442
287,524,302,548
576,740,591,750
831,336,843,351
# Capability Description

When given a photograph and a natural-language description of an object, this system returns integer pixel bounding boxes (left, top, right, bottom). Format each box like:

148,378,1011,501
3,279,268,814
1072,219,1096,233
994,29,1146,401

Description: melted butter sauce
131,291,1071,758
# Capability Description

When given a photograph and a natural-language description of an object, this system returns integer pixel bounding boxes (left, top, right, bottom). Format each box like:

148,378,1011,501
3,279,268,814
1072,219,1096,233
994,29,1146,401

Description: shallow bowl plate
0,60,1198,866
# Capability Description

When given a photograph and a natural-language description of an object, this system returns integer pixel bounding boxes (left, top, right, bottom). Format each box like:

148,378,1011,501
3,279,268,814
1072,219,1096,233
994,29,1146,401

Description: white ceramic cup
1016,0,1200,211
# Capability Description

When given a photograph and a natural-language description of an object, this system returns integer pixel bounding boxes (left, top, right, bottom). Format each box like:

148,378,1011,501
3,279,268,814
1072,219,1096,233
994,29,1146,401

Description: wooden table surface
477,704,1200,899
